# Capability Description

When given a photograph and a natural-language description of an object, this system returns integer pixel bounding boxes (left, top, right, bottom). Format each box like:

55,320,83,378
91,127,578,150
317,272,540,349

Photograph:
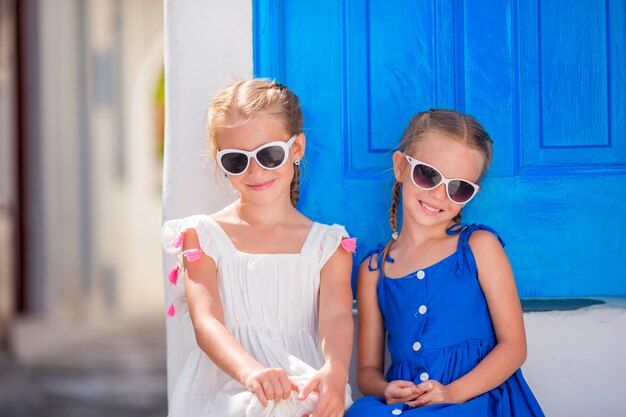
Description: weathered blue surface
254,0,626,297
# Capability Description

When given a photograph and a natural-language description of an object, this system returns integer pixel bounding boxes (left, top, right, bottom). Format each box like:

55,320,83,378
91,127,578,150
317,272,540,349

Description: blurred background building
0,0,164,364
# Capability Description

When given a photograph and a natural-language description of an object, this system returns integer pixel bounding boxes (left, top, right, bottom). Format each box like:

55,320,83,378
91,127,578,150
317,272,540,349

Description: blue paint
253,0,626,296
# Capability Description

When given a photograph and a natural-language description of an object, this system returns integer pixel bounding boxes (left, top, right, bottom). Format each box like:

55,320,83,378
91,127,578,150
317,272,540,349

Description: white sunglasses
217,135,297,176
404,154,480,204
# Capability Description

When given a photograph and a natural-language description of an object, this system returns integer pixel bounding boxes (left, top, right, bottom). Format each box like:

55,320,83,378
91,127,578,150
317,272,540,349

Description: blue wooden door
254,0,626,297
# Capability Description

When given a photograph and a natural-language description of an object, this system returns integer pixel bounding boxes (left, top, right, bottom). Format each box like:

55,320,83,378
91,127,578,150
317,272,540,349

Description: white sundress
162,214,353,417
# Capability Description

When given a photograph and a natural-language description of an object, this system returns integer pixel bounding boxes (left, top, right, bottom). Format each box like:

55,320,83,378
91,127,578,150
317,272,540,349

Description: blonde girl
162,79,354,417
347,110,544,416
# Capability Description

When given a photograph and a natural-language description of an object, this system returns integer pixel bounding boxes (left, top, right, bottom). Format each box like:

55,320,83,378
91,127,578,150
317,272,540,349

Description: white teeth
420,201,440,213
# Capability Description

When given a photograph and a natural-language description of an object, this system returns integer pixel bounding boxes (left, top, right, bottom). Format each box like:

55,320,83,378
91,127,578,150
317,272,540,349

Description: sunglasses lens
448,180,476,203
220,152,248,174
256,146,286,169
413,164,441,189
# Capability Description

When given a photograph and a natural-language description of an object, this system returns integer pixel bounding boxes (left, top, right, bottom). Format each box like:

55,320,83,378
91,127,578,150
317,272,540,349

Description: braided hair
381,109,493,275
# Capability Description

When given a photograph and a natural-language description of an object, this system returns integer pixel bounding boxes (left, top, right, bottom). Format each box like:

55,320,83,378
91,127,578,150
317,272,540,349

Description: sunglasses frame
403,154,480,204
217,135,297,176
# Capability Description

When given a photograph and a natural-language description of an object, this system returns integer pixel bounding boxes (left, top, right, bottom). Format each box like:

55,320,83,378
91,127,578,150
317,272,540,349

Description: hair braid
381,181,402,276
290,164,301,207
389,181,401,238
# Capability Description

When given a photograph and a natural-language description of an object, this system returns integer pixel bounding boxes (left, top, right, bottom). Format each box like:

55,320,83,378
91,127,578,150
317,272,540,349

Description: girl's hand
406,379,455,408
384,380,420,405
244,367,298,406
298,363,346,417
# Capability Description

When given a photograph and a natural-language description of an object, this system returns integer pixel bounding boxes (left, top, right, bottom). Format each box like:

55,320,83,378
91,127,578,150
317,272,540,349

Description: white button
420,372,429,382
392,409,402,415
418,305,427,314
412,341,421,351
416,270,425,279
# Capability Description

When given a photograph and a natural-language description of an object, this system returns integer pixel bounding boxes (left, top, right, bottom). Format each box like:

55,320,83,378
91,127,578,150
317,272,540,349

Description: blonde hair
207,79,304,206
382,109,493,274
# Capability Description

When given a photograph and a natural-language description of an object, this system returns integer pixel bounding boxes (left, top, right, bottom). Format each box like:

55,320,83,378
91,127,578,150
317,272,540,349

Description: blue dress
347,224,544,417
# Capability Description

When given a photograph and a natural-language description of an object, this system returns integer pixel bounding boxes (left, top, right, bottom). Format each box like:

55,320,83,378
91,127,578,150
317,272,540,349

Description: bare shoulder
468,229,504,257
210,203,239,225
326,239,353,267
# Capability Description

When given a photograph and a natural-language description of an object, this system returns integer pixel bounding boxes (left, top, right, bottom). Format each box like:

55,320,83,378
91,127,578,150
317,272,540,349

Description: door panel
254,0,626,296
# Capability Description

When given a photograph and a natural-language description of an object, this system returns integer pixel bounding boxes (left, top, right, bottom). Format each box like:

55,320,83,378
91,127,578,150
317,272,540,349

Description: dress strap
301,223,350,266
299,222,323,256
363,243,395,273
202,216,241,255
446,223,505,275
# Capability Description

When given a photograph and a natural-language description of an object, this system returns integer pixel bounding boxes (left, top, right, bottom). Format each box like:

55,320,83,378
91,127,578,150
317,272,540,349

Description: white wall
163,0,251,399
522,302,626,417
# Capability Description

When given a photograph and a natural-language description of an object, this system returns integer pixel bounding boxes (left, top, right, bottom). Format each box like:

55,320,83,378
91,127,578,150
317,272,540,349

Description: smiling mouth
247,179,275,191
419,200,443,215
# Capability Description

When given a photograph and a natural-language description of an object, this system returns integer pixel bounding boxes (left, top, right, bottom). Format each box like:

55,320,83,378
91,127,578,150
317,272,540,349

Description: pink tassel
340,237,357,254
183,248,203,263
172,233,184,249
166,302,176,317
168,266,180,285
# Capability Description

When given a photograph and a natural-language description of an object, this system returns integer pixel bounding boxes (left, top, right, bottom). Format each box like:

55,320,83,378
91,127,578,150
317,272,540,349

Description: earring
294,160,300,166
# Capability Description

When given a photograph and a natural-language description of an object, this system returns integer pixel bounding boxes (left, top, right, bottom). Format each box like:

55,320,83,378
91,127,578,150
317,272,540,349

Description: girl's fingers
400,386,420,398
262,379,276,402
397,393,420,404
253,383,268,407
416,380,434,393
288,376,301,391
298,378,320,400
415,391,434,407
406,397,421,408
387,384,418,403
278,373,292,400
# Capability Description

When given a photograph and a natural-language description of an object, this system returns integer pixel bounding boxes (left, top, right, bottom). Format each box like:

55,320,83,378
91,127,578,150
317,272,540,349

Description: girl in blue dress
347,110,544,416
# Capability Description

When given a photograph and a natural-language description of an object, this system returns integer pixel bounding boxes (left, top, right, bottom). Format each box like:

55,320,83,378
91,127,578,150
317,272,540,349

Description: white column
163,0,252,399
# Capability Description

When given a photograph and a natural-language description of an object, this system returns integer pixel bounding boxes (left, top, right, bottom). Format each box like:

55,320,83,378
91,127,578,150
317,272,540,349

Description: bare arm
183,228,294,405
299,244,354,417
443,230,527,403
318,245,354,380
356,256,421,405
355,256,389,396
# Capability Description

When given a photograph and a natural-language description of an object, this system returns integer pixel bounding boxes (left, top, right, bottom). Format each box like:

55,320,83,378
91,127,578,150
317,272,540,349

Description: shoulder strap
201,216,239,255
447,223,505,275
363,242,396,283
299,222,324,256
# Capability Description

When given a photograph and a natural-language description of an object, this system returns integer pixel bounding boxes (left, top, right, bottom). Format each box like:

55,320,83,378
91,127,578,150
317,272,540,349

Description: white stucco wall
163,0,251,399
522,302,626,417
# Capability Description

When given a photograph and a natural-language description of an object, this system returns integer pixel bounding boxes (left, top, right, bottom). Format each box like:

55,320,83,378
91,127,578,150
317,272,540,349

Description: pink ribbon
166,302,176,317
168,266,180,285
340,237,357,254
183,248,203,263
171,233,184,249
